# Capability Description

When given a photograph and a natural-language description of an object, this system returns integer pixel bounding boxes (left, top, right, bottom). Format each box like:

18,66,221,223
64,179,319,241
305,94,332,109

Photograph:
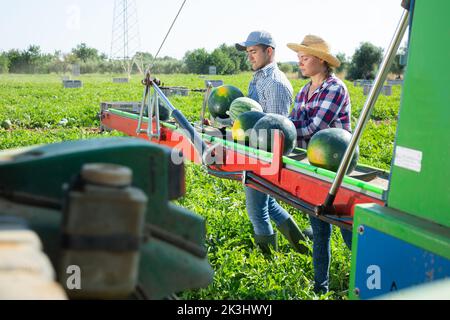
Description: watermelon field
0,73,401,299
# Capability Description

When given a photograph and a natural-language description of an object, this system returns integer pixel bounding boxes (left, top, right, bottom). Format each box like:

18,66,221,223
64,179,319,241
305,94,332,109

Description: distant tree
184,49,210,74
390,46,406,79
183,45,252,75
6,45,51,73
122,52,184,74
347,42,383,80
210,48,236,75
133,51,152,67
23,45,41,65
71,43,100,62
64,53,80,65
47,51,66,74
99,52,109,60
0,53,9,73
151,57,184,74
278,62,293,74
6,49,23,73
162,60,184,74
217,44,249,72
335,52,348,74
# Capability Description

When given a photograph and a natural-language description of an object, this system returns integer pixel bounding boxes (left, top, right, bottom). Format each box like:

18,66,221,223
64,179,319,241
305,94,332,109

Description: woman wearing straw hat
287,35,353,294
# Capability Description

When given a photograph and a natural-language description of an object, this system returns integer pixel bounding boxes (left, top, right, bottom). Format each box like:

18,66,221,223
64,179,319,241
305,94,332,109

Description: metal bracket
242,171,248,185
136,71,161,140
200,82,213,132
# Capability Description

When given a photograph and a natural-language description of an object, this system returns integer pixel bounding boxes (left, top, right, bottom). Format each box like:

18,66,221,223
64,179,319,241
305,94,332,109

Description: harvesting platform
100,0,450,299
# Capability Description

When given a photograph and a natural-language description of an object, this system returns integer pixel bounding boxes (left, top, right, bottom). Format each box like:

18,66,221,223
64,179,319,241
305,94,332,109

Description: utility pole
110,0,144,77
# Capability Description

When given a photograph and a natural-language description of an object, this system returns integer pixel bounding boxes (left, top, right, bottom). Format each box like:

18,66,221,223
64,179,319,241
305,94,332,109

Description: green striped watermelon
249,114,297,155
207,85,244,119
227,97,263,121
307,128,359,173
231,111,266,143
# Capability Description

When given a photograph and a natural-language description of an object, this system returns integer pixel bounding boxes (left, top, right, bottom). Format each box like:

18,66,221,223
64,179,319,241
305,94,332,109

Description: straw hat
287,35,341,68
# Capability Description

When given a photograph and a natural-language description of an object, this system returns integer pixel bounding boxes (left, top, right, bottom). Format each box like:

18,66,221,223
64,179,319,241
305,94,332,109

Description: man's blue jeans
245,187,291,235
309,215,353,293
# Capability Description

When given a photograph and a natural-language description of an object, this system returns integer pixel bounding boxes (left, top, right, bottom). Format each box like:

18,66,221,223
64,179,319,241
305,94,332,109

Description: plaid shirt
248,62,293,116
289,75,351,148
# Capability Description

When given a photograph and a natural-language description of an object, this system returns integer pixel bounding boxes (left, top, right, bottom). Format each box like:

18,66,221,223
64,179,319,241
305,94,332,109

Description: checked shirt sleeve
290,84,347,141
263,82,293,116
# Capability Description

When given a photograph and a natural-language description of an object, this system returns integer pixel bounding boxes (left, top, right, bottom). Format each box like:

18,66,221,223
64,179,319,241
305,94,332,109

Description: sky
0,0,407,62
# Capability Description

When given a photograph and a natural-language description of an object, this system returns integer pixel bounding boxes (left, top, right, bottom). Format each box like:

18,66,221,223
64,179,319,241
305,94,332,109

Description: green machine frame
349,0,450,299
0,138,213,299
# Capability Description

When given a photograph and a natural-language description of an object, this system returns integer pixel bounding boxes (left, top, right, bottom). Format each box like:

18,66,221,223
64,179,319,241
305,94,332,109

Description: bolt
358,225,365,235
354,288,360,296
314,206,322,216
81,163,132,188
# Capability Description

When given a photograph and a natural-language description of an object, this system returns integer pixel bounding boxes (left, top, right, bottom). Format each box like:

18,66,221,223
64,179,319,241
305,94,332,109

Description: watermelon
1,119,12,129
249,114,297,155
142,101,171,121
231,111,266,143
208,85,244,119
152,101,171,121
227,97,263,121
307,128,359,173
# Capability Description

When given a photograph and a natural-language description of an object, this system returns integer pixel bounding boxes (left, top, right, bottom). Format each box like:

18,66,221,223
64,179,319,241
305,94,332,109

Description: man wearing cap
235,31,309,255
236,30,293,115
287,34,353,294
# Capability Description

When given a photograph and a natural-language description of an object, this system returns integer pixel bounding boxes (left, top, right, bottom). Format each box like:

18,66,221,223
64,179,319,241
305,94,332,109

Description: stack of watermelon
210,86,358,170
207,85,297,155
232,111,298,156
207,85,265,121
233,118,360,172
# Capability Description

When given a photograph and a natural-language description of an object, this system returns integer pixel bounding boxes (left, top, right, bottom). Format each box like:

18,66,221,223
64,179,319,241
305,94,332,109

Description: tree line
0,42,405,80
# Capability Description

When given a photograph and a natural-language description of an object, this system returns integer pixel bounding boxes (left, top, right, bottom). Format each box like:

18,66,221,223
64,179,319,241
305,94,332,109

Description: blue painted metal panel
353,225,450,299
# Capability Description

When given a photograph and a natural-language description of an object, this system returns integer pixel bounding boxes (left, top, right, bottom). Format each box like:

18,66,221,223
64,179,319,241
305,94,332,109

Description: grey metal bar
200,82,213,132
147,90,154,137
147,89,156,138
154,91,161,138
136,85,149,134
145,90,161,139
243,172,353,231
324,10,410,208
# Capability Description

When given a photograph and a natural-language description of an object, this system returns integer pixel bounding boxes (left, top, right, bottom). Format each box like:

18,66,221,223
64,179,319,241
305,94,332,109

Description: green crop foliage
0,73,401,300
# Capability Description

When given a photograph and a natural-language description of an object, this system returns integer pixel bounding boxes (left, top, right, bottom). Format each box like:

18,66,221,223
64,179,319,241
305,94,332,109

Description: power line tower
110,0,144,77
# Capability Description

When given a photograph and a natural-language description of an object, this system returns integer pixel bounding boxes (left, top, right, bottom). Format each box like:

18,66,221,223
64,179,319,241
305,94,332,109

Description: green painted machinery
349,0,450,299
0,138,213,299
